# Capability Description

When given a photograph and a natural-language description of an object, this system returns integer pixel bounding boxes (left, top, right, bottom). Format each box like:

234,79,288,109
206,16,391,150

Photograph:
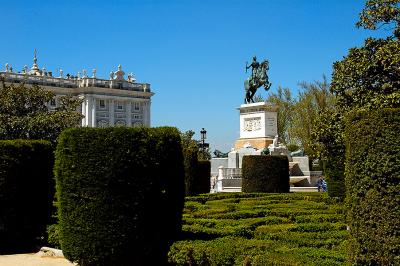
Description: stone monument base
234,137,273,150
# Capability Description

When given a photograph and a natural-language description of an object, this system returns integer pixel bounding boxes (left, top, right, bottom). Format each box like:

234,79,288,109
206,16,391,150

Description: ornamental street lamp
200,128,207,151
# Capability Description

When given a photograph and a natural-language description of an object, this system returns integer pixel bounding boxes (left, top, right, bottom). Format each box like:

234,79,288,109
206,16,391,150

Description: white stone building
0,51,154,127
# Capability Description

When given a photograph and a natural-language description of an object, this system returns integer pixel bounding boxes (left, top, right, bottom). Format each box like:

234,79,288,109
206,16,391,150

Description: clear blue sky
0,0,390,152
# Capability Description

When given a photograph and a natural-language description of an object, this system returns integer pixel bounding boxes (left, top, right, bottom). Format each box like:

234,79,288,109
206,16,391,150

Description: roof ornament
92,69,96,78
59,69,63,78
114,64,125,80
82,69,87,78
127,72,136,82
24,65,28,74
5,63,9,72
109,71,114,80
30,49,40,75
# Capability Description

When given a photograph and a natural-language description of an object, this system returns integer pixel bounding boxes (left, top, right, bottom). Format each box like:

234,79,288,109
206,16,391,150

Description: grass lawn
168,192,347,266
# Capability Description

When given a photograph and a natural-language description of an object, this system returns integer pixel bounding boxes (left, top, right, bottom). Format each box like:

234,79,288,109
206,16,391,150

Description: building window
50,98,56,107
134,102,140,111
117,102,124,110
99,99,106,109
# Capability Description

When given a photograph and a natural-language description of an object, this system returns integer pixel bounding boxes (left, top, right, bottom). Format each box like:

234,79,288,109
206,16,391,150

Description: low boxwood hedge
0,140,54,253
55,127,185,266
242,155,289,193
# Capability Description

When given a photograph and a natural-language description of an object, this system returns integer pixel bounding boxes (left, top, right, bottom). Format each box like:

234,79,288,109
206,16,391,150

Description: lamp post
200,128,207,151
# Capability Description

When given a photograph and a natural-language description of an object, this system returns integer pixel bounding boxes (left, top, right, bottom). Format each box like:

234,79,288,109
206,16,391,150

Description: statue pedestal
234,102,278,150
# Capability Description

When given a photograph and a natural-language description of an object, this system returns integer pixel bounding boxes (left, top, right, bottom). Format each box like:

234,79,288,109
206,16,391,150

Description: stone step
290,186,319,192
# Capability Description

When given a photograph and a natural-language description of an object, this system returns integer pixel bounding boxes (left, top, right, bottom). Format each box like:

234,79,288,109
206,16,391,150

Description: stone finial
24,65,28,74
77,72,81,79
34,49,37,64
109,71,114,80
42,67,46,76
82,69,87,78
31,49,39,73
114,65,125,80
9,65,13,73
5,63,9,72
92,69,96,78
128,72,136,82
59,69,63,78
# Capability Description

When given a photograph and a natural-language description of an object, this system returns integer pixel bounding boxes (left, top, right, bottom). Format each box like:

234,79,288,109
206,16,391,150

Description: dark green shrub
345,109,400,265
55,127,185,266
242,155,289,193
192,160,211,195
183,144,198,196
0,140,54,253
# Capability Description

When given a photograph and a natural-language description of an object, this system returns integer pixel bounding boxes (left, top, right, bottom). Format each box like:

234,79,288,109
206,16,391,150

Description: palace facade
0,51,154,127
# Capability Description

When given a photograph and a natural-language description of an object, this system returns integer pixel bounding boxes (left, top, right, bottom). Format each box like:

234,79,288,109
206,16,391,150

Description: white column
217,166,224,192
91,97,96,127
126,101,132,126
81,97,86,126
143,101,150,126
86,96,92,127
109,99,115,126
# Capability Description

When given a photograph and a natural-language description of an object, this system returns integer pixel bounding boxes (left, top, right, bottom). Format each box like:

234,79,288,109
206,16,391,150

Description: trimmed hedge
242,155,289,193
192,160,211,195
345,109,400,265
168,192,347,265
323,158,345,199
183,145,198,196
0,140,54,253
55,127,185,266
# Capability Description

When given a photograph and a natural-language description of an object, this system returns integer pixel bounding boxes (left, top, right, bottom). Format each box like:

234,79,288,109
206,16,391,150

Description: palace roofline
1,50,151,93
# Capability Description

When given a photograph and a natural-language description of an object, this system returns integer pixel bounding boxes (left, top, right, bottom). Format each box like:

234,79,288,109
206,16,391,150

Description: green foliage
198,148,211,161
266,86,294,144
55,127,185,266
286,143,300,152
315,1,400,200
242,155,289,193
312,109,346,199
0,80,83,143
181,130,211,195
181,131,199,196
290,76,335,159
356,0,400,38
331,37,400,111
345,109,400,265
266,78,335,162
0,140,54,253
168,193,347,266
47,223,61,249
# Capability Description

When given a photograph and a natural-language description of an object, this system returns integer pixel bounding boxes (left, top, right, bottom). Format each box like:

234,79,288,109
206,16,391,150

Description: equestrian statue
244,56,271,103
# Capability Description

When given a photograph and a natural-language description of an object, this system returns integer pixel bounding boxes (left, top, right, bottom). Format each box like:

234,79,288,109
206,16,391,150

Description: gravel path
0,253,75,266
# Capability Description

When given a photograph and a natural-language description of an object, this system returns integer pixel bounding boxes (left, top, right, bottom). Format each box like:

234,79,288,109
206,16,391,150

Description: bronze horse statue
244,60,272,103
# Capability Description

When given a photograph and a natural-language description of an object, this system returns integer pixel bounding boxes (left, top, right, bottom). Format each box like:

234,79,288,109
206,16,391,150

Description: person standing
317,176,324,192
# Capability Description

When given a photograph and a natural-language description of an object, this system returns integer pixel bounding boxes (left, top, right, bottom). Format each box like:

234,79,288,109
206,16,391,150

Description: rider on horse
246,56,260,86
244,56,272,104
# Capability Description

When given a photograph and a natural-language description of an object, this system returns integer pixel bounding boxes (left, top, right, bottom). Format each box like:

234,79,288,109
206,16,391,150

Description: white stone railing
218,166,242,179
0,72,150,92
